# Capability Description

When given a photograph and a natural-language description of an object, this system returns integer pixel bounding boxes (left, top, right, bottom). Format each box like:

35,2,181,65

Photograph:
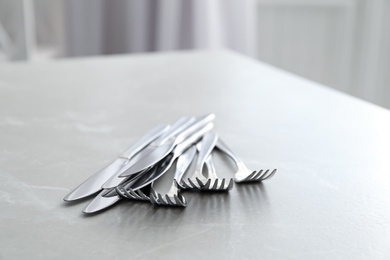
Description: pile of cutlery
63,114,277,213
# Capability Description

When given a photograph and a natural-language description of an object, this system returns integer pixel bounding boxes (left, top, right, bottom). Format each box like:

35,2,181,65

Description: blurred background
0,0,389,108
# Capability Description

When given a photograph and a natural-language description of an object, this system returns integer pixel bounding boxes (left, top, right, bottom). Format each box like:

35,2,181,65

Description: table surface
1,50,390,259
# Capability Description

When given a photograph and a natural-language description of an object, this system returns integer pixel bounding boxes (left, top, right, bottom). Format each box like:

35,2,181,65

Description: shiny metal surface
63,124,169,201
82,189,122,214
81,118,196,213
150,145,197,207
181,131,219,189
101,117,194,189
118,114,215,177
216,138,277,183
202,154,234,191
120,123,213,192
83,123,213,213
116,185,151,201
2,50,390,259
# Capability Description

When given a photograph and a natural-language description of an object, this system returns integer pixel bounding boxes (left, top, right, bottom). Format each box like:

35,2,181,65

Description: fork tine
247,171,258,180
137,189,149,200
250,170,263,181
257,169,270,180
260,169,277,181
174,179,184,189
251,171,262,181
174,194,187,207
220,179,225,190
150,193,158,205
188,178,199,189
150,185,158,197
195,177,205,188
211,179,219,190
115,187,125,198
201,180,209,190
227,178,234,190
158,193,167,204
180,180,190,189
255,169,266,177
165,195,174,205
127,189,140,199
203,179,212,190
123,189,136,199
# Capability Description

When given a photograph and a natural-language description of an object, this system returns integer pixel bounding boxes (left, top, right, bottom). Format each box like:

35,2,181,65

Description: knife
101,116,196,189
118,114,215,178
63,123,169,201
83,122,213,213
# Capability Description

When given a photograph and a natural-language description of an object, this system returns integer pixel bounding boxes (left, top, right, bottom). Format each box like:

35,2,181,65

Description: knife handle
174,123,214,156
119,124,170,159
153,117,195,145
175,114,215,144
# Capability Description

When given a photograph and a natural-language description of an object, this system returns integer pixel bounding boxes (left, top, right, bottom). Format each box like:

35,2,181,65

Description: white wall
255,0,390,108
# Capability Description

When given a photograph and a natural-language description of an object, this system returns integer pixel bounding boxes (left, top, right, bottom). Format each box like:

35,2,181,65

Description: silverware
83,166,159,213
118,114,215,178
83,123,213,213
118,123,213,191
216,139,277,183
66,114,278,214
101,117,195,189
116,184,151,201
63,124,169,201
150,145,196,207
180,131,218,190
201,154,233,191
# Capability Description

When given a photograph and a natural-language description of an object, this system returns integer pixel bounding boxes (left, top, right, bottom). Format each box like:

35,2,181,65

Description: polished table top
1,50,389,259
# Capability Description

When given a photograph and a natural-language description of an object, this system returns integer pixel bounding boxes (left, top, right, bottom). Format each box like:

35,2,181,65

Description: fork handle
205,155,218,179
153,117,195,145
216,139,244,167
174,145,196,181
174,114,215,144
194,131,219,173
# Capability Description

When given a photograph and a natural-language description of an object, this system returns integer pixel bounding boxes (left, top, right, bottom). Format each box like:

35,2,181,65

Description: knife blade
118,114,215,178
63,124,169,201
82,189,122,214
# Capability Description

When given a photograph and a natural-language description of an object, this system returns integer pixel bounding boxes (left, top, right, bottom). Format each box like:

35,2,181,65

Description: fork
201,154,233,191
150,146,196,207
116,184,151,201
216,139,277,183
181,131,219,190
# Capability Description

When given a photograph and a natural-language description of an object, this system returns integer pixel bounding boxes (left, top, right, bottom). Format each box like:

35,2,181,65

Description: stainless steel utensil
180,131,218,190
150,145,196,207
116,184,151,201
118,114,215,178
201,154,233,191
63,124,169,201
101,117,195,189
216,139,277,183
83,123,213,213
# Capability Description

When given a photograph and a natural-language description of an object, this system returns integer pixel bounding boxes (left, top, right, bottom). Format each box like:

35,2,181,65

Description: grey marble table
1,50,390,259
